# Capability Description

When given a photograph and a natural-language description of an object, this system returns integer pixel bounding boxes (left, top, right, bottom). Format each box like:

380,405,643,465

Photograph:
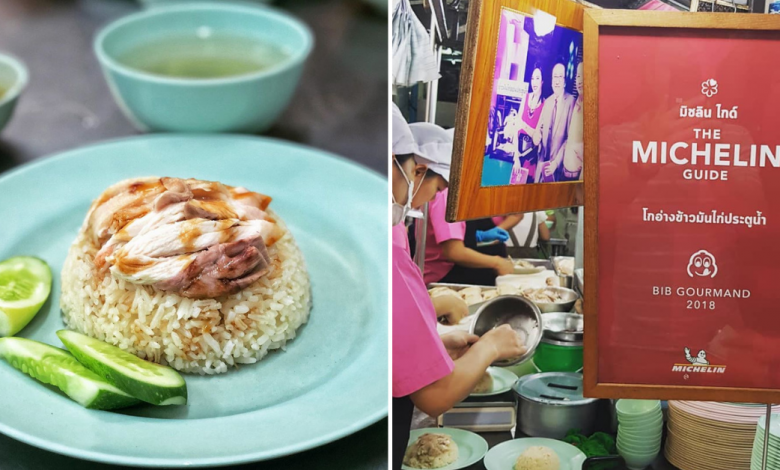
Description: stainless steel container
533,287,580,313
552,256,575,289
542,312,584,342
513,372,599,439
470,295,543,367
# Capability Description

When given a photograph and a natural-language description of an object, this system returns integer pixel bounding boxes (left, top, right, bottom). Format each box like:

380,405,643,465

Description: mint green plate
0,135,388,467
403,428,489,470
470,367,518,397
484,438,587,470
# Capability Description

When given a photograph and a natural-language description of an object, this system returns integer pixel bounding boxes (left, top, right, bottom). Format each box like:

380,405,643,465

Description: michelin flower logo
701,79,718,97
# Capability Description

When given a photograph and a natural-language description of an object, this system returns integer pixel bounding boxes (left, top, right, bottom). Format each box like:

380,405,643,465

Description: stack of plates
751,413,780,470
666,402,780,470
616,400,663,470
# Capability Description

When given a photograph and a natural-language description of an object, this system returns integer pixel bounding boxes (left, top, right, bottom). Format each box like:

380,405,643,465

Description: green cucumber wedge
57,329,187,406
0,256,52,337
0,337,139,410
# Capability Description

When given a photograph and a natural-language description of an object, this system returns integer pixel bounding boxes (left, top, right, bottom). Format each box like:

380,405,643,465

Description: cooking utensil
470,295,542,367
552,256,575,288
542,311,584,342
574,268,584,296
513,372,599,439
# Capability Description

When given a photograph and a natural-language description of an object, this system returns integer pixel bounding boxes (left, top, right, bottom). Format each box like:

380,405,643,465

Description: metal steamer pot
513,372,599,439
534,312,584,372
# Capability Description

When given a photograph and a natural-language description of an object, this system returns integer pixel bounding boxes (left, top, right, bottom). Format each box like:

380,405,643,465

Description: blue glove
475,227,510,243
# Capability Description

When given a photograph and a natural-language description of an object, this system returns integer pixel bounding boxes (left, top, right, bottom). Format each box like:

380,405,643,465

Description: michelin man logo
684,347,709,365
687,250,717,278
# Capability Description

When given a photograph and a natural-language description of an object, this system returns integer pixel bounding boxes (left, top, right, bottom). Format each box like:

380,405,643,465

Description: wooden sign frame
583,10,780,402
446,0,586,222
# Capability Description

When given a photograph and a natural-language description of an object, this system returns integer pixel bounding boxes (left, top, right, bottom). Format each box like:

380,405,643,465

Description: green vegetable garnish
57,329,187,406
0,257,52,337
0,336,139,410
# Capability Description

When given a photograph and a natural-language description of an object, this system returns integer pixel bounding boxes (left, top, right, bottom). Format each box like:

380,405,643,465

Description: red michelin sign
584,12,780,401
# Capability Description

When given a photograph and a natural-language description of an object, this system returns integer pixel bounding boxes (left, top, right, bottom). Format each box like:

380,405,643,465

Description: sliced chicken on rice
84,176,283,299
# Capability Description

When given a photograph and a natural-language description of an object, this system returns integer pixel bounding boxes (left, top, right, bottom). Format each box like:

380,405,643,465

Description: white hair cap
392,103,434,164
409,122,454,182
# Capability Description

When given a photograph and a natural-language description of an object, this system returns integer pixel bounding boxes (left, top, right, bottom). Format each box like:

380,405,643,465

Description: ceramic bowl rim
0,52,28,108
93,2,314,87
616,399,662,415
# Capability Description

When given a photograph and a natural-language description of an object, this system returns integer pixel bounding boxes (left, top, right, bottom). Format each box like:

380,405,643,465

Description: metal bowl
528,287,580,313
542,311,584,342
470,295,543,367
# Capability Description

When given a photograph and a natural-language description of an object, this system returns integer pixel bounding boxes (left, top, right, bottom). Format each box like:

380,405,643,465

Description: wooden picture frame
583,10,780,402
446,0,586,222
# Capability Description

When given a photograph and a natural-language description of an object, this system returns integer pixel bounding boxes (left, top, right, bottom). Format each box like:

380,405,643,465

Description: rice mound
403,433,459,469
473,370,494,393
60,210,311,375
514,446,560,470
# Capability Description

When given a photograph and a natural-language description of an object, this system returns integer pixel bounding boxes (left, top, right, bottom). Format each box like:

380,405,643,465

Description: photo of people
482,9,584,187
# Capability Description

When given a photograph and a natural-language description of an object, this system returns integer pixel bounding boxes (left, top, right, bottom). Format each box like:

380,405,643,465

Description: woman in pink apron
391,106,527,469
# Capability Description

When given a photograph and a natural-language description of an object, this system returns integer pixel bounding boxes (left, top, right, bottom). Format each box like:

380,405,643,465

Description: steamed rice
60,210,311,375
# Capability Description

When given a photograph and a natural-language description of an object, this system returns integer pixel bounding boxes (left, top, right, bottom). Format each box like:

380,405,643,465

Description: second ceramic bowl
94,3,313,133
0,52,28,132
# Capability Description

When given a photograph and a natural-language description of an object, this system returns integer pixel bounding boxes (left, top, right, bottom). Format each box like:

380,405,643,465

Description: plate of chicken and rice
0,134,388,467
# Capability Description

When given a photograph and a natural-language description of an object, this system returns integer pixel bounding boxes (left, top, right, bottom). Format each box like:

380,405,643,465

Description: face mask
392,158,423,225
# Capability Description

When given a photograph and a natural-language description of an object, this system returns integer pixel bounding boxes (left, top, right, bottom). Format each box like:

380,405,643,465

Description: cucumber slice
0,337,139,410
0,257,52,337
57,330,187,406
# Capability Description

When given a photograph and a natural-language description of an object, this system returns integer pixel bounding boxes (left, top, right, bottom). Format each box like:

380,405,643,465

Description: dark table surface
0,0,388,468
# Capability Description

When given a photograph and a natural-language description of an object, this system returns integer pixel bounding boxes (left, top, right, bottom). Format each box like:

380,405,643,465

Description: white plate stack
665,402,780,470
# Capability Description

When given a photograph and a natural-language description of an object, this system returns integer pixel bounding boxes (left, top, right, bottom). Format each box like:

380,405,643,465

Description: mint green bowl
616,399,661,416
94,4,313,133
0,52,28,133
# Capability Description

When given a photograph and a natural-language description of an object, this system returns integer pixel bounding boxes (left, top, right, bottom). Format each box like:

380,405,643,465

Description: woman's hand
475,227,510,244
479,324,527,361
493,257,514,276
544,159,558,177
440,331,479,360
431,295,468,325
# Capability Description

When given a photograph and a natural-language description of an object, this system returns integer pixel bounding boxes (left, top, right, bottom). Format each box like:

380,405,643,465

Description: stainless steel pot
513,372,599,439
470,295,543,367
533,287,580,314
542,311,584,342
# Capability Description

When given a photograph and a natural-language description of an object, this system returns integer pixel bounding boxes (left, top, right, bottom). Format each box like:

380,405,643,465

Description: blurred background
0,0,388,175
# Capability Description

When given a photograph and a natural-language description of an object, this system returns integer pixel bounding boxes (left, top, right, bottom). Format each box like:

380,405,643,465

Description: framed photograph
583,10,780,402
446,0,586,222
690,0,750,12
